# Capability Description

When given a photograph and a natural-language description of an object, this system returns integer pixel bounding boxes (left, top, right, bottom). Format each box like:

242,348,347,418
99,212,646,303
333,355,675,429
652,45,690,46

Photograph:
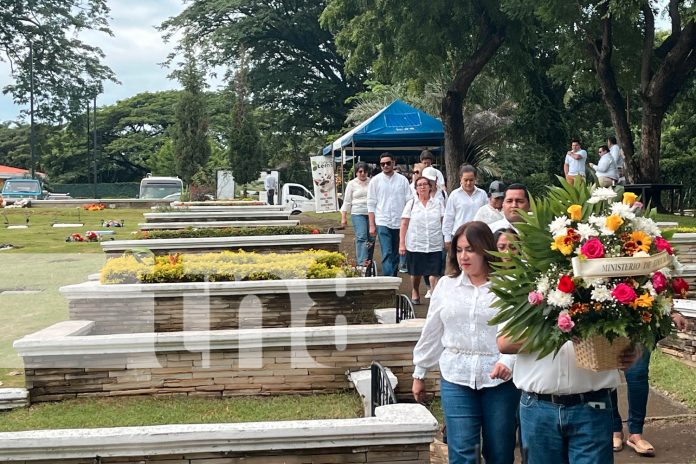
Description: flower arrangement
100,249,358,284
491,182,687,363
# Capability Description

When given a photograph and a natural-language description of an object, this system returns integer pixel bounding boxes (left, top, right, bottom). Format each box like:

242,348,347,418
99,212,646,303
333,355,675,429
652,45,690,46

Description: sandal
411,298,421,305
613,434,624,452
626,437,655,457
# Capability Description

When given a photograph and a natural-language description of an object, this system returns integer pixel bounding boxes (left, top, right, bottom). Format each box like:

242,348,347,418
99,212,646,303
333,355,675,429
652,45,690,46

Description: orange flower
567,204,583,221
605,214,624,232
551,235,574,255
629,231,651,253
640,311,652,323
630,293,654,309
569,303,590,316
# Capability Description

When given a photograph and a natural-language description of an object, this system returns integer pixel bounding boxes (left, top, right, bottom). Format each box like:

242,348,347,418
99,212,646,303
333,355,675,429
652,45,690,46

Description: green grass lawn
0,393,362,432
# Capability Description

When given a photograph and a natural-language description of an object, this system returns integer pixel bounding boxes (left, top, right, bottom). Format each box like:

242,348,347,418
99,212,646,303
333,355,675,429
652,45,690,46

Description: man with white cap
474,180,506,225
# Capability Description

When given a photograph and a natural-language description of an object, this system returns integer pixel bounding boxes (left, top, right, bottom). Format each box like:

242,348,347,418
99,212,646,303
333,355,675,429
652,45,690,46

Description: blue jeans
519,390,613,464
611,349,650,435
351,214,373,266
441,378,520,464
376,225,400,276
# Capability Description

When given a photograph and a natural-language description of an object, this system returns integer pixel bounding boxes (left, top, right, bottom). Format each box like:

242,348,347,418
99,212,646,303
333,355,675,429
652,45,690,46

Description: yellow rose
623,192,638,206
605,214,624,232
567,204,583,221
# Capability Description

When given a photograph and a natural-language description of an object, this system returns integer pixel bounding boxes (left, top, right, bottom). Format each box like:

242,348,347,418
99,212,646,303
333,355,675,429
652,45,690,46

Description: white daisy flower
584,277,607,287
610,202,636,220
547,289,573,308
642,281,657,297
549,216,571,238
630,217,661,237
587,214,606,228
577,223,599,241
536,276,551,295
591,285,612,302
587,187,618,204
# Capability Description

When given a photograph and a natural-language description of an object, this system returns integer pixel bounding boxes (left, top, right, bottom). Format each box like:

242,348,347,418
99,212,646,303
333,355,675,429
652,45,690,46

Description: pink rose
528,291,544,305
632,201,643,211
580,238,605,259
557,311,575,333
651,272,668,294
654,236,674,255
611,283,637,305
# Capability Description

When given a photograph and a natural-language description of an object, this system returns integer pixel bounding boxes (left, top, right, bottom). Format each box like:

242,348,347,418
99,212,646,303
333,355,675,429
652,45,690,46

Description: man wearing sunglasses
367,153,412,276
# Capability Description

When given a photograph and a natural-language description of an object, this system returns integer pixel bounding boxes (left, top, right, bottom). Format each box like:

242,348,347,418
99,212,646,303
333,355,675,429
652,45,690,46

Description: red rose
672,277,689,298
611,283,637,305
654,236,674,255
580,238,605,259
652,272,668,293
557,275,575,293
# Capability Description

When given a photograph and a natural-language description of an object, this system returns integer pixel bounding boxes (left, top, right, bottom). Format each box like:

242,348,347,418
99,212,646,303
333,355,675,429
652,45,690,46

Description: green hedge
136,225,321,240
52,183,139,199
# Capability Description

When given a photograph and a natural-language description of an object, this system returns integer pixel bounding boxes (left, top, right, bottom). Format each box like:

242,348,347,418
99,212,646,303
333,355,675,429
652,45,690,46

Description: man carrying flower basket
494,180,687,463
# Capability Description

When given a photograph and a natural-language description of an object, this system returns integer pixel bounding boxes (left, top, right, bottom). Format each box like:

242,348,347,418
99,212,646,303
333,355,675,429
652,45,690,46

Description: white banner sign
571,251,672,278
310,155,337,213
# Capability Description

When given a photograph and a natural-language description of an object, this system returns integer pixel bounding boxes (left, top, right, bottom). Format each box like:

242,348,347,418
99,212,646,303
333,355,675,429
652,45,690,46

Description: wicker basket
573,335,633,371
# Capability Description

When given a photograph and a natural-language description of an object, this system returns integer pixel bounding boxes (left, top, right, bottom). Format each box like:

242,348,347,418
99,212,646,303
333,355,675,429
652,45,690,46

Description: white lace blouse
413,272,515,388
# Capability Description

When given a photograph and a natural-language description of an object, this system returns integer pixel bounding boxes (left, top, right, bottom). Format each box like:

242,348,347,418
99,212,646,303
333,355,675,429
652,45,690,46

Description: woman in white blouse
399,172,445,304
340,162,373,266
412,221,520,464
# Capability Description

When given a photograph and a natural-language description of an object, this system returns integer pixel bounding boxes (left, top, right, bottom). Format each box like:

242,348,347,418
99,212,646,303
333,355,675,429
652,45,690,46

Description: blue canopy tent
322,99,444,164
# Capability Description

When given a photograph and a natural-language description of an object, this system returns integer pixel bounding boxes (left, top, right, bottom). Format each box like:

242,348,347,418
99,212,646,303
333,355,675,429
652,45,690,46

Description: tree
160,0,360,136
520,0,696,183
228,50,265,188
171,53,211,185
322,0,516,189
0,0,116,122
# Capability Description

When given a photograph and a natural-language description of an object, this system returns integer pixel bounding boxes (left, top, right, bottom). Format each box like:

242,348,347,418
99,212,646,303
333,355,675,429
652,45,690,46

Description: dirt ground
304,213,696,463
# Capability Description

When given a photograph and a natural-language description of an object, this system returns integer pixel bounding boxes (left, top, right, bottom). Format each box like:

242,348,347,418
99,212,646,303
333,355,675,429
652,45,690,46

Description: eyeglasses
380,162,392,167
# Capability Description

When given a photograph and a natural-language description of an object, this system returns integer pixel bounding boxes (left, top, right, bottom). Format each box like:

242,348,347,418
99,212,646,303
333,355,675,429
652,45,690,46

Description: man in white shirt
563,139,587,185
488,183,530,234
608,136,625,185
419,150,446,191
367,152,412,276
474,180,505,225
263,170,278,205
589,145,618,187
442,165,488,248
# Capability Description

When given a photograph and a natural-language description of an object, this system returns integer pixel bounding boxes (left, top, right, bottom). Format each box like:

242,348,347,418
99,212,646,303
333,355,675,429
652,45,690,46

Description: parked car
1,178,45,200
139,175,183,200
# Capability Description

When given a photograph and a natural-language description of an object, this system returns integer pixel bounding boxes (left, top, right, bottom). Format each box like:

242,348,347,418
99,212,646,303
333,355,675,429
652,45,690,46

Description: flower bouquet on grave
490,180,688,371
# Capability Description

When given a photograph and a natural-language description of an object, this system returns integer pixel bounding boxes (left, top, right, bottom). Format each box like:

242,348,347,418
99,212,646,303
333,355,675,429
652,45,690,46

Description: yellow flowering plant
490,180,688,359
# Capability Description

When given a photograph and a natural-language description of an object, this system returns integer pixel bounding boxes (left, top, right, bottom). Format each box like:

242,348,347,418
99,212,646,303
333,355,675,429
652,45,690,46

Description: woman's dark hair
448,221,499,277
493,227,518,245
458,164,477,178
355,162,368,175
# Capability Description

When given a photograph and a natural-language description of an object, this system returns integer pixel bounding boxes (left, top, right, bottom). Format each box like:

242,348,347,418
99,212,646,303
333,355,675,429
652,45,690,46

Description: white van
139,175,183,200
281,183,315,214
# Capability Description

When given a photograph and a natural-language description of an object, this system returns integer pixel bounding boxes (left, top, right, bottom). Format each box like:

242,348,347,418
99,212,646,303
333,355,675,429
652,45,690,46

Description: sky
0,0,209,122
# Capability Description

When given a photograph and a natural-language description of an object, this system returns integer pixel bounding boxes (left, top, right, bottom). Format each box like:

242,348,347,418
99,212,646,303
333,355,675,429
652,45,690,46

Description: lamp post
92,93,98,199
29,40,36,179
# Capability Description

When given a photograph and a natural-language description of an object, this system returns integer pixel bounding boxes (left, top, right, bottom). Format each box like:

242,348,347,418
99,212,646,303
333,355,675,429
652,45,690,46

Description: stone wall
68,290,391,334
61,278,400,334
658,300,696,366
16,322,439,403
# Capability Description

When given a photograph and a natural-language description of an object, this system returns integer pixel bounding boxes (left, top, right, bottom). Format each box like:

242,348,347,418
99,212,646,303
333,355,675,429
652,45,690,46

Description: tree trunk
443,90,465,191
638,110,664,183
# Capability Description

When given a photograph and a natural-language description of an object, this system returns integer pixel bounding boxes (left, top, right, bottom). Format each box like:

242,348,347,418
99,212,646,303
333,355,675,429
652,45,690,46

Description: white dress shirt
512,342,620,394
594,153,618,180
442,187,488,243
340,177,370,215
413,273,516,388
402,197,444,252
610,144,624,171
367,172,411,229
474,203,504,225
565,150,587,176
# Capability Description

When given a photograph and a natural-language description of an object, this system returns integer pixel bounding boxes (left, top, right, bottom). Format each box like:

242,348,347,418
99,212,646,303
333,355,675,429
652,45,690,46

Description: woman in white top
340,162,373,266
399,174,445,304
412,221,520,464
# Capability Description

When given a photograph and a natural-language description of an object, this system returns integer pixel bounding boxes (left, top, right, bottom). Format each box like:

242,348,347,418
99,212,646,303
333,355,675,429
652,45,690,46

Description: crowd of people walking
338,143,690,464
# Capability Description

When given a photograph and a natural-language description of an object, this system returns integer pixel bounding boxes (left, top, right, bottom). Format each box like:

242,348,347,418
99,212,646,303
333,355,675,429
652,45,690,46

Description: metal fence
370,361,397,416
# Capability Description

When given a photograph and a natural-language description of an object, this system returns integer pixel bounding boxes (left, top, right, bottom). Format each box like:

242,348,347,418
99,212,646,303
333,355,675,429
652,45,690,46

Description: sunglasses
413,170,421,174
380,162,392,167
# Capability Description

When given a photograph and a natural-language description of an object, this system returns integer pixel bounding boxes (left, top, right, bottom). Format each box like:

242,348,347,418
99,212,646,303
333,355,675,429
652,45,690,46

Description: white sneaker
425,289,432,299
